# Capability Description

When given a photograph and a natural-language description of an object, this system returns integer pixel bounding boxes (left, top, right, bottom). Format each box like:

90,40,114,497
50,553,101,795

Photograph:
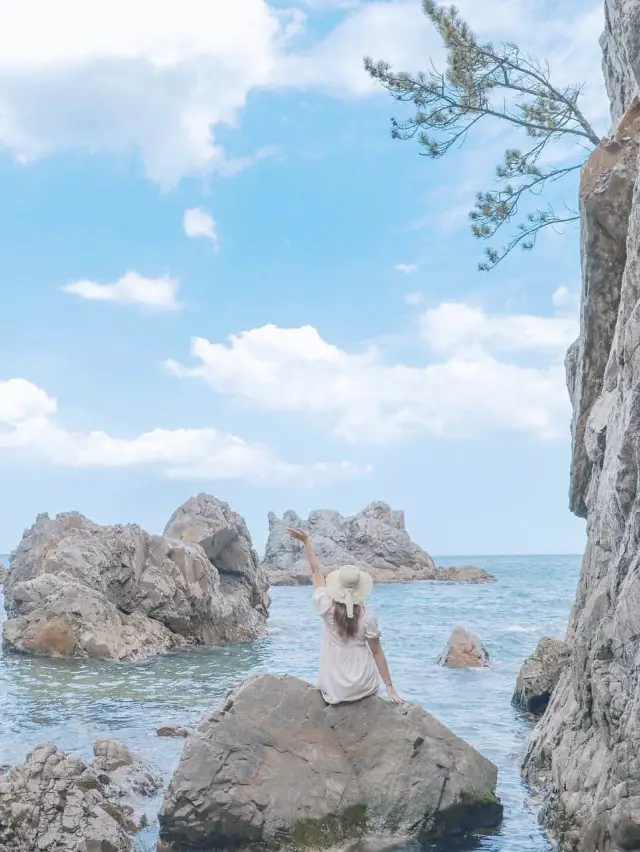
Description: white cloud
62,271,180,312
0,378,367,486
404,292,423,306
183,208,219,250
165,296,576,444
0,0,299,187
0,0,606,186
552,286,580,311
421,302,578,356
395,263,418,274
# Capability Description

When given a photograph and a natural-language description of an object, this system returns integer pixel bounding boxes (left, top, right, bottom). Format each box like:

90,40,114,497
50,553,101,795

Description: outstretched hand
287,528,309,544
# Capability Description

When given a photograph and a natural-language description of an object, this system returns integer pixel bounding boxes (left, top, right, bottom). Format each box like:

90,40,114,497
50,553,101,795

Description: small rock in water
92,738,163,802
157,724,191,738
513,637,570,715
438,627,490,668
435,564,496,583
158,673,502,850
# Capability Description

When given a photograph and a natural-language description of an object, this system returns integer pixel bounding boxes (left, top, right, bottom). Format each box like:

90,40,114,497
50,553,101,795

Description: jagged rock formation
0,562,6,585
158,674,503,851
437,627,490,669
2,494,268,660
520,10,640,848
0,739,159,851
164,492,270,623
264,502,494,584
513,637,570,715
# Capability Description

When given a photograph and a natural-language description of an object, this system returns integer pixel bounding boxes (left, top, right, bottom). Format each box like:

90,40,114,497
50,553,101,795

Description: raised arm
367,637,403,704
287,528,326,588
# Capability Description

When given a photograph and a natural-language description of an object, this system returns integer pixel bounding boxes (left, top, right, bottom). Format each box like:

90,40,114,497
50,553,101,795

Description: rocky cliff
264,502,493,584
521,5,640,849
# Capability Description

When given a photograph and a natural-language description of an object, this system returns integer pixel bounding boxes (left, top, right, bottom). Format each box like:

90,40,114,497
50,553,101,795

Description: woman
288,528,403,705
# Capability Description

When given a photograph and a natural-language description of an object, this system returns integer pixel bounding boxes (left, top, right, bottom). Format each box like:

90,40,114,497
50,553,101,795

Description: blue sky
0,0,608,555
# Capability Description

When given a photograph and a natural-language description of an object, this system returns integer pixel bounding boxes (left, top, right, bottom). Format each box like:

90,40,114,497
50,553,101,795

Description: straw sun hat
325,564,374,618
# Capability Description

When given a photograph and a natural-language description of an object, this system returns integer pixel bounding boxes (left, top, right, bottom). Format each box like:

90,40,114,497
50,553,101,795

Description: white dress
313,587,381,705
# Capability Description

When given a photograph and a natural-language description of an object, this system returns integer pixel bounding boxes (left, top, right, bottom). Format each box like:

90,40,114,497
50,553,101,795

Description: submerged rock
512,637,570,715
438,627,490,669
157,724,191,739
158,674,503,851
265,502,494,584
2,494,268,661
519,35,640,848
0,739,157,851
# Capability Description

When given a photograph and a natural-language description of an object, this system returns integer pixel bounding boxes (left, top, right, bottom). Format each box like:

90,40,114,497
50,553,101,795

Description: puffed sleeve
364,609,381,639
312,587,333,617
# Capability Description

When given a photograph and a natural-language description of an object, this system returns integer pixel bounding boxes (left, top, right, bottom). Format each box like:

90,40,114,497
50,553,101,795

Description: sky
0,0,610,556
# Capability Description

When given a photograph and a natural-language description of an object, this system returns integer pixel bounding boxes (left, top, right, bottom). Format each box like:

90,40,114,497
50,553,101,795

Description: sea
0,553,581,851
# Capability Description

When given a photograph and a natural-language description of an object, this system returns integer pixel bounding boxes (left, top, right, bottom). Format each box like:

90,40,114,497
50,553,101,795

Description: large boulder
3,495,268,661
158,674,503,851
164,493,269,622
520,60,640,849
437,627,490,669
264,502,493,584
512,637,570,715
0,739,157,851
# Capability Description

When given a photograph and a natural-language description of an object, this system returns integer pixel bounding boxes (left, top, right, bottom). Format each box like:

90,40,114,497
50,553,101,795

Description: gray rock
2,496,268,661
158,674,503,851
92,739,162,798
512,637,570,715
164,493,269,622
437,627,490,669
0,562,5,585
520,84,640,847
0,741,152,851
264,502,494,585
156,725,191,739
601,0,640,126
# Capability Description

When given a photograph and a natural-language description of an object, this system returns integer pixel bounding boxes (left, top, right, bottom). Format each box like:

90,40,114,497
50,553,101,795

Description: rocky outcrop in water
158,674,503,851
0,562,6,585
0,739,158,851
265,502,493,584
2,494,268,661
513,637,570,715
438,627,490,669
164,492,269,622
520,10,640,848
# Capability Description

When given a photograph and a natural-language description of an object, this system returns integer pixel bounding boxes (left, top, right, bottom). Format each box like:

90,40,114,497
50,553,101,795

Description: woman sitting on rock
287,528,403,705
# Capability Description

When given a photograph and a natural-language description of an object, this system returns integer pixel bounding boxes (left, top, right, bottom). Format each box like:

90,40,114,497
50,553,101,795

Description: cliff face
521,5,640,850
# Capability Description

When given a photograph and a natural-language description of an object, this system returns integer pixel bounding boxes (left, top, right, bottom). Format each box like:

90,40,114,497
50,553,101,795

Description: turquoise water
0,554,581,850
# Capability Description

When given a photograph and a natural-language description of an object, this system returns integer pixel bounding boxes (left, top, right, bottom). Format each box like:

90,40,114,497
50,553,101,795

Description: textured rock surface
0,562,5,585
520,40,640,850
164,492,269,634
0,739,157,851
512,637,570,715
3,495,268,661
437,627,490,669
601,0,640,125
157,725,191,739
158,674,502,851
265,503,494,584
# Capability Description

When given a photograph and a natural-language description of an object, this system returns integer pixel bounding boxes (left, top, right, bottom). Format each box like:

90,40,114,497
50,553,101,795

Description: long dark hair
332,601,363,639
